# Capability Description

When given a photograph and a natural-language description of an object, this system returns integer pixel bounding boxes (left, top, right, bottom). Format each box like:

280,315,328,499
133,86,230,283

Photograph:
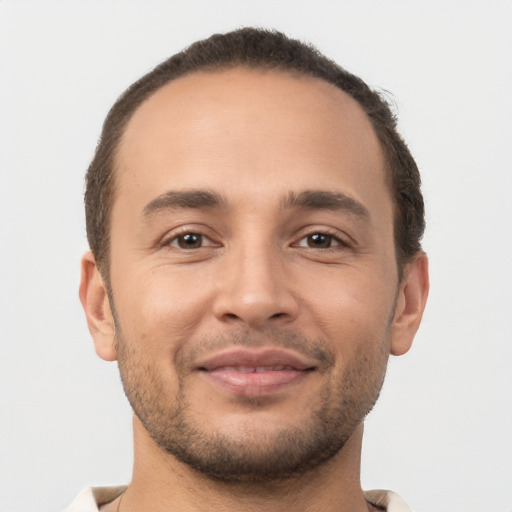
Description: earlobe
390,251,429,356
79,251,117,362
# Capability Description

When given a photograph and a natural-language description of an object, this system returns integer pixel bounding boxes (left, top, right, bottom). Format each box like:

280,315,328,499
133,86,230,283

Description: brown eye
306,233,335,248
172,233,204,249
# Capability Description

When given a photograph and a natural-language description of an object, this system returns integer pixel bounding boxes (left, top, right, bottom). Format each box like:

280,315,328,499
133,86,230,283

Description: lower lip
200,369,309,396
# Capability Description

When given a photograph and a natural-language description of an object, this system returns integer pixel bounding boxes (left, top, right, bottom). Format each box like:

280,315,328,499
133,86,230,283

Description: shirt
63,486,414,511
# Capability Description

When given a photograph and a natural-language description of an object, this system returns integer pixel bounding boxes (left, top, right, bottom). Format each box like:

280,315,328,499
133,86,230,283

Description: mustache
175,329,336,371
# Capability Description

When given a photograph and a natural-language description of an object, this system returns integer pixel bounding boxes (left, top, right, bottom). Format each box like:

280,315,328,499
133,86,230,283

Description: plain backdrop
1,1,511,511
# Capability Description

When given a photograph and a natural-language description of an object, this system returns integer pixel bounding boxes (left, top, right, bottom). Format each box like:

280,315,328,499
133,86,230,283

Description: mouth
196,349,316,396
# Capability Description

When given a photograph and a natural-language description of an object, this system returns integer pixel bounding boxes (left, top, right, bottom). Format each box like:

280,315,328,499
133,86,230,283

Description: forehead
115,67,389,216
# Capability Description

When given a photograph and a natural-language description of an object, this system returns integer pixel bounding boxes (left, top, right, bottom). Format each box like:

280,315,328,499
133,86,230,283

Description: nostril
213,287,299,327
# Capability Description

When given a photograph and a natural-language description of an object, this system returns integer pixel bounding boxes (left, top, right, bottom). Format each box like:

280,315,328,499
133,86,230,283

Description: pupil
309,233,331,248
179,233,201,248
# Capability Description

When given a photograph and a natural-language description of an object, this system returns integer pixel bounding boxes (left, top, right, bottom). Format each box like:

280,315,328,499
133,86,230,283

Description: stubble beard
115,327,390,484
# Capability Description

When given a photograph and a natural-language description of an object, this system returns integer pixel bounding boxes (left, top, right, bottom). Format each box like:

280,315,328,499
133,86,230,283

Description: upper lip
196,348,317,371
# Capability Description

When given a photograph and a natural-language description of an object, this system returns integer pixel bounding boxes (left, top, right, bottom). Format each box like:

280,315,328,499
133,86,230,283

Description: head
85,27,424,285
80,28,428,484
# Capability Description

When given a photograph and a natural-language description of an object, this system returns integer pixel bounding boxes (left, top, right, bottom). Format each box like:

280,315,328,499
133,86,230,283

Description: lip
195,348,316,396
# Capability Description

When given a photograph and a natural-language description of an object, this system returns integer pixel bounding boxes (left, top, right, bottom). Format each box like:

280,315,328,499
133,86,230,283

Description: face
83,68,426,482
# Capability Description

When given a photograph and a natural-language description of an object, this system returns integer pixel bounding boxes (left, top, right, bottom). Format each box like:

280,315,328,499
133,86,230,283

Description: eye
168,232,213,249
296,233,342,249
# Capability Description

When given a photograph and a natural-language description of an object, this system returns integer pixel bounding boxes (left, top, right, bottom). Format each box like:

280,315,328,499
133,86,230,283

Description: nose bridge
213,234,297,326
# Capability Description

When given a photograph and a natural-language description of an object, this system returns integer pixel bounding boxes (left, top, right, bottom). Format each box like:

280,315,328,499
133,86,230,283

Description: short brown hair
85,27,425,280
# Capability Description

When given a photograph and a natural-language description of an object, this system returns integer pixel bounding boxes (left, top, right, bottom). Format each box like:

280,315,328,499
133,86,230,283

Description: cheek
112,268,214,351
300,266,396,349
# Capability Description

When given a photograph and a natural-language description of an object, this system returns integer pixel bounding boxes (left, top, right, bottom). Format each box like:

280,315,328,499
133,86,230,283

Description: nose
212,244,299,328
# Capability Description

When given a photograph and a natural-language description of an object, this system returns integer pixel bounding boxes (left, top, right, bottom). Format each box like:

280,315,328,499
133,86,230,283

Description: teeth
213,365,294,372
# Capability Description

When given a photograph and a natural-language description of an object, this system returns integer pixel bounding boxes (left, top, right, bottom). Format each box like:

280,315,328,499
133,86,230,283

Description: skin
80,68,429,512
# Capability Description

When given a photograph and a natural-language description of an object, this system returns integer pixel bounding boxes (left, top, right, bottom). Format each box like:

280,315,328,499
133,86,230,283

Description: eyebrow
282,190,369,218
141,188,369,220
142,190,227,218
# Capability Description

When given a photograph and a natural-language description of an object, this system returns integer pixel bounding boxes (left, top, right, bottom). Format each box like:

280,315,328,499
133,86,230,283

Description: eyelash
293,229,351,250
162,228,350,251
164,231,218,250
295,233,343,249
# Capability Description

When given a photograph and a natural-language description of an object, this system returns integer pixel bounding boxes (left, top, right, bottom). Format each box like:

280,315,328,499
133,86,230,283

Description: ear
389,251,429,356
79,251,117,361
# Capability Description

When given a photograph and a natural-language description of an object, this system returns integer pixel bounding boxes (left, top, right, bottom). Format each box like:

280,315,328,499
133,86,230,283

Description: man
73,27,429,511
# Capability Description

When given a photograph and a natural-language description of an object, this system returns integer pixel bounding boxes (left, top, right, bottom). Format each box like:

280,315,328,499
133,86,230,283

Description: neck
121,416,370,512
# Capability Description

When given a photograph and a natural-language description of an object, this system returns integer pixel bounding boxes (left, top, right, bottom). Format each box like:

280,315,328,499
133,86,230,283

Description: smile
210,365,297,373
196,349,316,396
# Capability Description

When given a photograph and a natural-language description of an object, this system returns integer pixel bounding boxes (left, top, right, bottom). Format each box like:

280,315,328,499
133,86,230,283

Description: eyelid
292,227,353,249
160,226,221,249
294,235,341,248
169,234,216,248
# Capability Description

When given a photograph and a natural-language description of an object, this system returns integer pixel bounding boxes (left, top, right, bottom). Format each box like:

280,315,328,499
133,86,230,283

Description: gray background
1,1,511,511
